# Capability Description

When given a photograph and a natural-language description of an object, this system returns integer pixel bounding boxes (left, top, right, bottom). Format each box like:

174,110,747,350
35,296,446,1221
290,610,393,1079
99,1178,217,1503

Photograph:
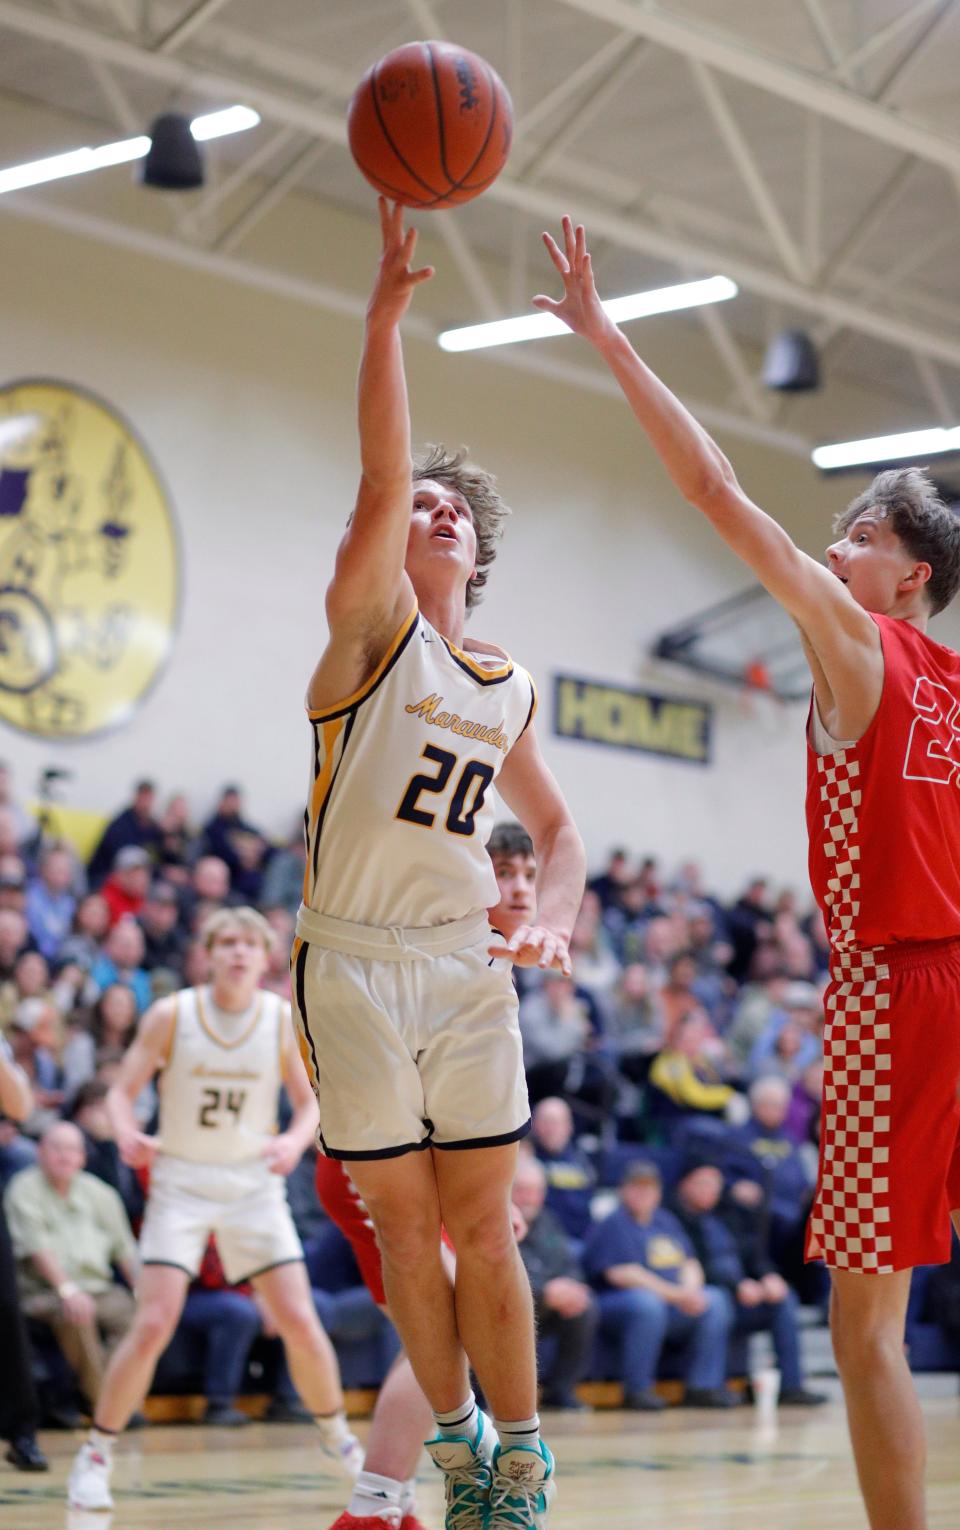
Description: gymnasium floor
6,1382,960,1530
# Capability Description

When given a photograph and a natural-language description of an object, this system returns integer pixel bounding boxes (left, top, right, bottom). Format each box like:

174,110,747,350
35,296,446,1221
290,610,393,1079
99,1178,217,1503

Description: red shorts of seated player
806,935,960,1275
315,1154,454,1304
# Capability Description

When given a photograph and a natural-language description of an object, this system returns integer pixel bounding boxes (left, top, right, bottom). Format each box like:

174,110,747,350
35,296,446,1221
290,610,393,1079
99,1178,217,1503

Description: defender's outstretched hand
534,215,609,345
368,197,434,325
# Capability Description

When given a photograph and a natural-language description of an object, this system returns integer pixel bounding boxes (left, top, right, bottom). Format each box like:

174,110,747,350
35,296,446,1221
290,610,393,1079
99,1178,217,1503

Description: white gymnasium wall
4,201,956,896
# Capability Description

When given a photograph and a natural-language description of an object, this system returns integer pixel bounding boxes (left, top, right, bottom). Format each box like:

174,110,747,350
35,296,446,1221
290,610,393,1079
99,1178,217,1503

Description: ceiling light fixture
812,426,960,471
438,275,738,352
0,105,260,198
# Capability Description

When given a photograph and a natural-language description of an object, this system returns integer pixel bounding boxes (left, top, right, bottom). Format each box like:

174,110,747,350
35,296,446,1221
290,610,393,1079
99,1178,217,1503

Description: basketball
347,40,513,210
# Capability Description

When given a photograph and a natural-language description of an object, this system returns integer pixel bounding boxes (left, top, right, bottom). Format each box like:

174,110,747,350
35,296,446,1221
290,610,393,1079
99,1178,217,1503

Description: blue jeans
174,1289,261,1404
597,1285,733,1393
733,1291,803,1391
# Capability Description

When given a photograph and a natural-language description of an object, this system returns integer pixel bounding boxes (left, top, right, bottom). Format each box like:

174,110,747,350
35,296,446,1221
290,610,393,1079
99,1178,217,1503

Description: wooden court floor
4,1392,960,1530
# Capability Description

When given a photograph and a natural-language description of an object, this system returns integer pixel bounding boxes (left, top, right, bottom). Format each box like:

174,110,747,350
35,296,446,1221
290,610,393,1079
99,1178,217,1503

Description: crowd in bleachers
2,766,959,1437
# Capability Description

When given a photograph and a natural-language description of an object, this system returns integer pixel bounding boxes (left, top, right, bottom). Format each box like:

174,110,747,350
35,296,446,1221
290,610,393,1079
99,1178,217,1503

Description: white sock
432,1394,479,1441
89,1427,117,1459
400,1477,418,1516
494,1414,540,1453
348,1469,404,1522
315,1409,353,1448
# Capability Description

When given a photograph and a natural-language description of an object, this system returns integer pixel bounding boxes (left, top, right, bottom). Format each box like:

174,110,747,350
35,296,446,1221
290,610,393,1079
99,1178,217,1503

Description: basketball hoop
744,658,772,692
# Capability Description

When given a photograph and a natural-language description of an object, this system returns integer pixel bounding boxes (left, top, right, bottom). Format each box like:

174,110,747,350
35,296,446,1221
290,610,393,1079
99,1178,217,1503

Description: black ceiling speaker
141,112,204,190
762,329,821,392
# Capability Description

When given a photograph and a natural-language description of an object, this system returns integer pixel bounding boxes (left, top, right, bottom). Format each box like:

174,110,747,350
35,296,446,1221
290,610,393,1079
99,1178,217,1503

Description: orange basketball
347,40,513,210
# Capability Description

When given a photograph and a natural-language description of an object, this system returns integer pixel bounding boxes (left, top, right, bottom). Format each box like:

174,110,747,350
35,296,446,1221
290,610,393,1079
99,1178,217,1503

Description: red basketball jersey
807,613,960,950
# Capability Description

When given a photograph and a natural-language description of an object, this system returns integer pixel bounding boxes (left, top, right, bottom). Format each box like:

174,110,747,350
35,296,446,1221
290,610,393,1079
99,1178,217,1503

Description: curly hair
833,467,960,616
413,444,511,612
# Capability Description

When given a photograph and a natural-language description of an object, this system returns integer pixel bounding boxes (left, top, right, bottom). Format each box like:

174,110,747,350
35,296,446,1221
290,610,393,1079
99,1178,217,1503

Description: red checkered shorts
806,935,960,1275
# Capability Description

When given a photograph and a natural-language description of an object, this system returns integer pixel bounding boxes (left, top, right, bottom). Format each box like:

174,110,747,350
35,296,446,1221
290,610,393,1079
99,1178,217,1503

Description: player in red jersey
322,824,538,1530
537,217,960,1530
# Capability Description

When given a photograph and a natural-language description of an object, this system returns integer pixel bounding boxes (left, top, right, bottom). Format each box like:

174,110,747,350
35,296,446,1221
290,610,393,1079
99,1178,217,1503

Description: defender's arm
534,221,880,702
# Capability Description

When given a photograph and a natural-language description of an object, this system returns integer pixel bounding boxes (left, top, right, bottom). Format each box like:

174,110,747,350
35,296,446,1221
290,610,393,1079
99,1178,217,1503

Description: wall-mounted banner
553,673,712,765
0,380,180,740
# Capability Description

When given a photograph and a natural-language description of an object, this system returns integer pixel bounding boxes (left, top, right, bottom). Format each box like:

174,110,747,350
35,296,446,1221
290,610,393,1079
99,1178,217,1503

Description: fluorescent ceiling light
0,106,260,197
813,426,960,470
438,275,738,352
190,105,260,142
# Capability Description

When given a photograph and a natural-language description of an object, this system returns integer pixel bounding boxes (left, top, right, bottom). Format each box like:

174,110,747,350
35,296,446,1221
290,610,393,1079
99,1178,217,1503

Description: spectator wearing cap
5,1121,137,1416
87,781,161,888
582,1160,736,1411
726,878,773,984
137,882,185,976
24,846,77,964
86,919,152,1014
512,1155,597,1410
669,1159,826,1407
587,847,633,914
200,786,270,898
100,847,152,928
530,1097,597,1249
748,981,822,1084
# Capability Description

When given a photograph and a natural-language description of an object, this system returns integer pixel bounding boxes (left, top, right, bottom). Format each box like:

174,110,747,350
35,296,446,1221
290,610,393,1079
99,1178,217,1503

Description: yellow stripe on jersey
440,634,514,685
303,713,350,905
308,602,420,722
290,937,321,1097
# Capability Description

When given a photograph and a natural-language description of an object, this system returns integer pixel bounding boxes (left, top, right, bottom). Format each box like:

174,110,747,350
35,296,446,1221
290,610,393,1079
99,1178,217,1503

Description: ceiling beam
1,189,812,458
687,58,809,283
551,0,960,177
152,0,233,54
841,0,944,75
2,1,959,370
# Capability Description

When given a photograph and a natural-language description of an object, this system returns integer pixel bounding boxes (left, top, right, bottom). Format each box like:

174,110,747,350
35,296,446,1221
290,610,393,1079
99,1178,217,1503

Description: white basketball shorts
139,1154,304,1284
291,907,531,1159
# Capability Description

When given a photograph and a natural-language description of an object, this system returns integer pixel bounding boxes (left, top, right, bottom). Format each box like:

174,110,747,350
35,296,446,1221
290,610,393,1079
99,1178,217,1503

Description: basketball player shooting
290,199,585,1530
318,823,539,1530
537,215,960,1530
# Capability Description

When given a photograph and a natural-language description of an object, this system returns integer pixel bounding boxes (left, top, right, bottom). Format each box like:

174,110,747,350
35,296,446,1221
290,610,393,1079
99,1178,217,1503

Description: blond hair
200,906,276,953
414,445,511,611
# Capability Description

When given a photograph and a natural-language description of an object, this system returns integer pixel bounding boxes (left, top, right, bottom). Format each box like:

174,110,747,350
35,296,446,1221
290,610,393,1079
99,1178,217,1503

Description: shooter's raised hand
368,197,434,325
533,216,610,345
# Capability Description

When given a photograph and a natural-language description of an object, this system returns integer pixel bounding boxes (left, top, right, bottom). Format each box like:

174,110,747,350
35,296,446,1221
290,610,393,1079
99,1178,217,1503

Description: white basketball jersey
302,602,537,927
158,987,286,1166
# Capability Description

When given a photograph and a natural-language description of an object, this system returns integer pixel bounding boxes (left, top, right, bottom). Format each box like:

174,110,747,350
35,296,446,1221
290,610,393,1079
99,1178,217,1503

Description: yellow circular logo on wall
0,380,179,739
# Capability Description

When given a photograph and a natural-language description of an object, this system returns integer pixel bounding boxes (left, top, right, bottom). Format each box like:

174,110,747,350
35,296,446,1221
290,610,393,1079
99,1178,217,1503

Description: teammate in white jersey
68,907,362,1512
292,199,585,1530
